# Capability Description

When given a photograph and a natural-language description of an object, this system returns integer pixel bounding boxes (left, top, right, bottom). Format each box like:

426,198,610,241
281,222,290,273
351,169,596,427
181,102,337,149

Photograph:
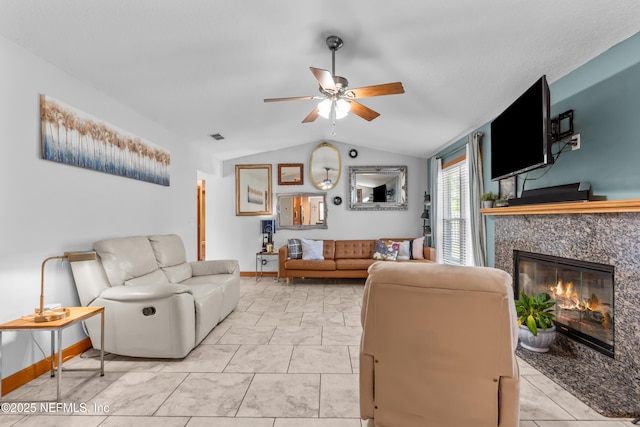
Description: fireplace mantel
481,198,640,215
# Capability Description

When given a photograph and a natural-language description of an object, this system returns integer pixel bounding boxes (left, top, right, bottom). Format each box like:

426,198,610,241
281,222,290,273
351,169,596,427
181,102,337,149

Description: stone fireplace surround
489,200,640,417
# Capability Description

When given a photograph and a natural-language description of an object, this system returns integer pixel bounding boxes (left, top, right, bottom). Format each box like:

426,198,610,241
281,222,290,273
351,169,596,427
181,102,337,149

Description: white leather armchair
360,262,520,427
70,234,239,358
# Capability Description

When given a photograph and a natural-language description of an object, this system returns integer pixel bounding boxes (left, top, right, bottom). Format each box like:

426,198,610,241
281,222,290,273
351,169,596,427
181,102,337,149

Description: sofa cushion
301,238,324,260
288,239,303,259
148,234,187,267
191,259,239,276
283,259,337,271
124,269,170,286
93,236,159,286
336,258,378,270
396,240,411,261
373,240,399,261
179,279,224,344
162,262,193,283
334,240,375,260
412,237,425,260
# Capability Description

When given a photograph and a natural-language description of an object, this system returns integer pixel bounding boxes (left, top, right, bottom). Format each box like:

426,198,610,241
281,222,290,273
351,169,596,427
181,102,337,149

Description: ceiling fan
264,35,405,123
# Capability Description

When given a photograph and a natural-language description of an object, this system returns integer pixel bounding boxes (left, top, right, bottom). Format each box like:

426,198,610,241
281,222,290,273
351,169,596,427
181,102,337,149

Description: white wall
0,35,201,378
0,34,428,381
214,141,427,272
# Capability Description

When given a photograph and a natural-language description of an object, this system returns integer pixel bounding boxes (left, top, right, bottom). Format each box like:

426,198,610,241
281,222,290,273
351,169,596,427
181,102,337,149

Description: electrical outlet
571,133,581,151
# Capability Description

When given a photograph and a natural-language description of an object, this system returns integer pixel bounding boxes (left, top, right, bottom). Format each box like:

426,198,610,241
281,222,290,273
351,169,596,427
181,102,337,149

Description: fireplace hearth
494,211,640,417
514,250,614,357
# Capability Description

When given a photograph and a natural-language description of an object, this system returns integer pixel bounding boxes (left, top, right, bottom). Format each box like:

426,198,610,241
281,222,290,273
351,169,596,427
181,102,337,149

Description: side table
255,251,279,282
0,306,105,402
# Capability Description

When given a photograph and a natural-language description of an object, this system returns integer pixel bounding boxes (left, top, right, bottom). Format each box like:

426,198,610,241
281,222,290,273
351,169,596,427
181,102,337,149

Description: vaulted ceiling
1,1,639,161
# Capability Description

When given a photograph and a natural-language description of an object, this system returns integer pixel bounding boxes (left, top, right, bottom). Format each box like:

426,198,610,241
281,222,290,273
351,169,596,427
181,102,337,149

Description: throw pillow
288,238,303,259
396,240,411,260
301,238,324,260
412,236,425,260
372,239,399,261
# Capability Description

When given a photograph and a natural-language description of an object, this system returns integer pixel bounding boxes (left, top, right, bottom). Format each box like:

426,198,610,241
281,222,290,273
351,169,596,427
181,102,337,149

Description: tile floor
1,277,635,426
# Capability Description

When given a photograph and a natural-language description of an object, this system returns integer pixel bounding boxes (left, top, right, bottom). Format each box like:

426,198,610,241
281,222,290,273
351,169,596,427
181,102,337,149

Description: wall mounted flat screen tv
490,75,553,181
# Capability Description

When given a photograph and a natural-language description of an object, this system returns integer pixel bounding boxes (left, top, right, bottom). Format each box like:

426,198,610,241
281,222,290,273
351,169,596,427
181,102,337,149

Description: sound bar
509,182,591,206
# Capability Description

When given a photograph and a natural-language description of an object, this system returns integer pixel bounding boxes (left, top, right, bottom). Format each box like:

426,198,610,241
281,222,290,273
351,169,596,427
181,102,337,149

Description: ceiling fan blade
302,107,320,123
349,82,405,98
350,101,380,121
264,95,317,102
310,67,337,93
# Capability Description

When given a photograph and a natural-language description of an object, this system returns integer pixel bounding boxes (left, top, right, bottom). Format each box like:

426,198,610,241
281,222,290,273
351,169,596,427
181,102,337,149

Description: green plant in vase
480,191,499,208
515,291,557,352
480,192,499,202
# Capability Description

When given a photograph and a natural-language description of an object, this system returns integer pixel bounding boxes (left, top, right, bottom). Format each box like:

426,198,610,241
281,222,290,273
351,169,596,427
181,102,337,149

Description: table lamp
33,251,97,322
260,219,276,252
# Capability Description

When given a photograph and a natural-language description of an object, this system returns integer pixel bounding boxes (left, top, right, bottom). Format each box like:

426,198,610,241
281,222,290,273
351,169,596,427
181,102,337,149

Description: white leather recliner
70,234,239,358
360,262,520,427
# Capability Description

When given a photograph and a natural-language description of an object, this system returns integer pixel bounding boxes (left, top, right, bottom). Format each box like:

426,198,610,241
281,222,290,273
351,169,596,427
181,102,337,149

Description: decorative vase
518,325,556,353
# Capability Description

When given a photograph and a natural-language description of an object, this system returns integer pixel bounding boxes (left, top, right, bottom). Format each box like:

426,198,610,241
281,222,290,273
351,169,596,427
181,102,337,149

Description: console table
0,306,104,402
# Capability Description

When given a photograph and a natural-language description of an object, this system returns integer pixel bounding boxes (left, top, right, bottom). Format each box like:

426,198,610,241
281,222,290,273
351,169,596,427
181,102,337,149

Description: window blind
439,158,470,266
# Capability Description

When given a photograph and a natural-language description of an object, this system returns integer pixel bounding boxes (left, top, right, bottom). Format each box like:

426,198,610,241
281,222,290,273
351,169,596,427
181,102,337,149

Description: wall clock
333,196,342,205
348,149,358,158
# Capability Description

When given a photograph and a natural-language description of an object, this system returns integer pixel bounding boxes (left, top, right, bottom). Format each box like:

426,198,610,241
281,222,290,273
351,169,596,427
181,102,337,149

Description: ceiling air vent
209,133,224,141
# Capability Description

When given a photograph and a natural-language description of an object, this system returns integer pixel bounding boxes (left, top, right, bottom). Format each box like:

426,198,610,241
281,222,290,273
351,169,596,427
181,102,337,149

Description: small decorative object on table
260,219,276,251
499,176,517,200
515,291,557,353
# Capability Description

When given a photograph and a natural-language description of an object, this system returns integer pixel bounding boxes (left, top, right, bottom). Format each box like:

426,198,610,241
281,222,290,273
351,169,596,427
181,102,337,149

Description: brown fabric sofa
360,262,520,427
278,239,436,285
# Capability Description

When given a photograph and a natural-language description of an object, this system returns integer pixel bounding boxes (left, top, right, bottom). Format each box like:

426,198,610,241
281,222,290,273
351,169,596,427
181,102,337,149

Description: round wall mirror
310,142,341,191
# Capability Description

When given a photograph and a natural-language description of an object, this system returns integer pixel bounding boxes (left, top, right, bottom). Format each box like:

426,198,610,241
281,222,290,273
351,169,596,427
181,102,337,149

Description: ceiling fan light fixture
317,99,332,119
320,166,333,189
317,98,351,120
335,99,351,119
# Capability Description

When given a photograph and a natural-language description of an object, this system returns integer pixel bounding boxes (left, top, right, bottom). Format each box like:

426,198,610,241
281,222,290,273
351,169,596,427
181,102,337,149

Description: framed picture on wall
499,176,517,200
236,164,272,216
278,163,304,185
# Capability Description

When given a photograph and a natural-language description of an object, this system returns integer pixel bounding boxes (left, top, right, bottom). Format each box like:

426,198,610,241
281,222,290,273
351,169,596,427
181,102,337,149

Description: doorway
197,180,206,260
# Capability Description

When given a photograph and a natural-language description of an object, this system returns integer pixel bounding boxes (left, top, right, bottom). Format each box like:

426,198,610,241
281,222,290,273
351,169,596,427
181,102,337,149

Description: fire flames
549,280,611,329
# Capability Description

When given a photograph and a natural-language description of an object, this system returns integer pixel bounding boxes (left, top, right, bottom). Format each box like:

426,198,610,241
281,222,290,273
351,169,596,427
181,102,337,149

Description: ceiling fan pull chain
331,101,337,136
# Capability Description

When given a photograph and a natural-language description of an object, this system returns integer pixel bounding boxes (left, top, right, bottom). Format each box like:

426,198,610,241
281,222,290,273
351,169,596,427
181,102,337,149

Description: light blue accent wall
486,31,640,266
431,31,640,267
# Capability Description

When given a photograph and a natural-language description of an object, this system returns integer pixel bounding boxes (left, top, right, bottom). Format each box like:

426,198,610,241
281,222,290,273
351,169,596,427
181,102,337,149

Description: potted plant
515,291,557,353
480,192,499,208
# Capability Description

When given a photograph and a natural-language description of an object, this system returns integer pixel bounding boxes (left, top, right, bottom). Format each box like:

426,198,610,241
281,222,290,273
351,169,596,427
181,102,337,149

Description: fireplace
514,250,614,357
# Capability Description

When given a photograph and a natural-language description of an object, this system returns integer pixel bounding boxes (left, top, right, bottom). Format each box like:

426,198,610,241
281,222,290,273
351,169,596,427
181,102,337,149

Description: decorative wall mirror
276,192,328,230
310,142,341,191
348,166,408,211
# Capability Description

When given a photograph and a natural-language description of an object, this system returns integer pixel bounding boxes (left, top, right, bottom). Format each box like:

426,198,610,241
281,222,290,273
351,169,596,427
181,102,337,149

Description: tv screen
490,76,553,181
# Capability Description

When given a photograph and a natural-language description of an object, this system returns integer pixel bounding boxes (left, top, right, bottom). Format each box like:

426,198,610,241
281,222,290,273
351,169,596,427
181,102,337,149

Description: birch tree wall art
40,94,170,186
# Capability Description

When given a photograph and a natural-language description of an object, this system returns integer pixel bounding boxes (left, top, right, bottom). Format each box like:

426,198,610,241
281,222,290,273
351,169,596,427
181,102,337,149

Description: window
438,155,473,266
